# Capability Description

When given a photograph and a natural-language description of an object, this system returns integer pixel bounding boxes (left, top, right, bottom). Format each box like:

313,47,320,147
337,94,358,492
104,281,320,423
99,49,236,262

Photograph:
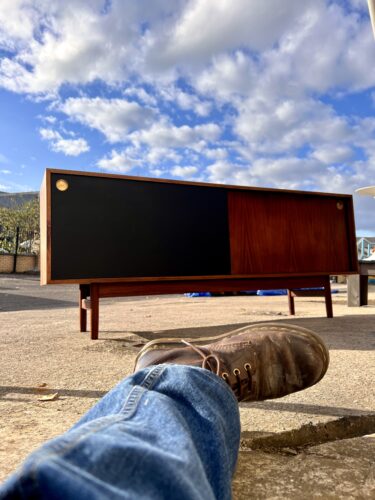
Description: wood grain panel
228,191,354,275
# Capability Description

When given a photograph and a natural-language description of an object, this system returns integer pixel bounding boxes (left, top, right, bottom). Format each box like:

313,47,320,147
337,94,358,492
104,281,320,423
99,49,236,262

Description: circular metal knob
56,179,69,191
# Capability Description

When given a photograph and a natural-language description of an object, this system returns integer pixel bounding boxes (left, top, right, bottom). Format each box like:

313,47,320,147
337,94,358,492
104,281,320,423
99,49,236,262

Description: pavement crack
240,415,375,453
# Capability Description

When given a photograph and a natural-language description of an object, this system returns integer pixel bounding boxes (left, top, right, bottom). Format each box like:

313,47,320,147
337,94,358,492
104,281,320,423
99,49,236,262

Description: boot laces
181,339,221,375
181,340,252,398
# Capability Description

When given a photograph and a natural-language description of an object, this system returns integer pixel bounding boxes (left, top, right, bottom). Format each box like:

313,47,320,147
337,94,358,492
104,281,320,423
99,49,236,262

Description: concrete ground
0,274,374,498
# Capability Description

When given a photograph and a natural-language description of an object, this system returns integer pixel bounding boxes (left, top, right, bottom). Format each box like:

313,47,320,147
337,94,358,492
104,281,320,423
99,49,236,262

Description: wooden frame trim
45,270,358,285
40,170,52,285
45,168,354,199
345,196,360,273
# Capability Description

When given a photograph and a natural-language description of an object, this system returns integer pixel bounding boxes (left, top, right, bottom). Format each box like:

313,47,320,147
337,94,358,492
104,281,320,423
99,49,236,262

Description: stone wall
0,254,39,273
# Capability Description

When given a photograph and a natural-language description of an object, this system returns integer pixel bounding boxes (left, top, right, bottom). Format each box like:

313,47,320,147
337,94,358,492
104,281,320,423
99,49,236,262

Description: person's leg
0,365,240,500
0,322,330,500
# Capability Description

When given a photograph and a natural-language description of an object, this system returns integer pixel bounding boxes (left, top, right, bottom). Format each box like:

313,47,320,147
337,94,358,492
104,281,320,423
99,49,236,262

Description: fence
357,238,375,260
0,226,40,273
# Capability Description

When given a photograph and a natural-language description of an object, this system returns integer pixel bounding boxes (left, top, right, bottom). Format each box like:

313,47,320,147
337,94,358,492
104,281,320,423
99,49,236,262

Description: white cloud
206,160,238,184
0,0,37,50
39,127,89,156
0,169,11,174
43,115,57,124
0,0,138,94
170,165,198,178
97,149,136,173
2,1,375,229
40,128,60,141
174,89,211,116
52,137,89,156
1,0,374,98
159,85,212,116
234,96,351,155
123,87,157,106
250,157,325,187
0,179,35,192
196,51,257,100
148,0,314,68
145,147,182,164
60,97,156,142
97,144,197,175
130,122,221,149
149,167,167,177
312,145,354,164
204,155,365,194
205,148,228,160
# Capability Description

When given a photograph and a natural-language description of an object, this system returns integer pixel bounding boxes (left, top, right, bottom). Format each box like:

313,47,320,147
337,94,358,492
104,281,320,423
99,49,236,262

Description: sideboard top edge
44,168,353,199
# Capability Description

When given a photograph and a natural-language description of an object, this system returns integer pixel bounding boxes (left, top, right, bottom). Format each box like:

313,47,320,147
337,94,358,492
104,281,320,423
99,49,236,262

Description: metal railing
357,238,375,260
0,226,40,272
0,226,39,255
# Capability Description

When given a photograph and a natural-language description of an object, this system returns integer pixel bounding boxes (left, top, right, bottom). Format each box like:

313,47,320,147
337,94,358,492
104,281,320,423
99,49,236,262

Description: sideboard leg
324,277,333,318
287,289,295,315
359,274,369,306
90,284,99,340
79,284,89,332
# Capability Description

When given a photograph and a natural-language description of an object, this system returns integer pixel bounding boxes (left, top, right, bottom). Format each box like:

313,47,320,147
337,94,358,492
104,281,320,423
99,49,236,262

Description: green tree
0,197,40,253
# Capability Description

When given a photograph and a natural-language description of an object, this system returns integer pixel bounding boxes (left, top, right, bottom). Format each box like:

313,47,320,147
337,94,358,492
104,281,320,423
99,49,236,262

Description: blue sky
1,0,375,234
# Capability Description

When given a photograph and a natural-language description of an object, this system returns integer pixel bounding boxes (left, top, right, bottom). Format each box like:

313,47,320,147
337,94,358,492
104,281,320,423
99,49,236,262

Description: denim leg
0,365,241,500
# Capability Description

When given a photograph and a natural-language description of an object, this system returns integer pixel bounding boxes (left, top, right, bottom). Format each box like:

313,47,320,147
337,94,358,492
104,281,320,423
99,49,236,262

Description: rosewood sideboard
40,169,358,339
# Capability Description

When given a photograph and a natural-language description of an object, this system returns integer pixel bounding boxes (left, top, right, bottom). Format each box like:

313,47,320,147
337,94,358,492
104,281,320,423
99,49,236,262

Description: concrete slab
233,434,375,499
0,274,374,497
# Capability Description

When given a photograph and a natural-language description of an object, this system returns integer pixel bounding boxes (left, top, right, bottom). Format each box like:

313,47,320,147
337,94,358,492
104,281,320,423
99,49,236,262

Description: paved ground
0,274,374,498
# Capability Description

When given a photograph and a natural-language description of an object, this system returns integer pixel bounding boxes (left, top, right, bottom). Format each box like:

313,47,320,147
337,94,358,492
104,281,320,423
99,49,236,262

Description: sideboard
40,169,358,339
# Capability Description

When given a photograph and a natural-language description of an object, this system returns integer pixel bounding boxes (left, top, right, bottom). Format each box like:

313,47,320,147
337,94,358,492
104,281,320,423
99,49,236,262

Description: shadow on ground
99,315,375,351
0,386,107,402
242,400,375,418
0,293,76,312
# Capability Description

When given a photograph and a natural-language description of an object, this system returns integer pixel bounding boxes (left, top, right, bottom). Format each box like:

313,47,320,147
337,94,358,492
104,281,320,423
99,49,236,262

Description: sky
0,0,375,234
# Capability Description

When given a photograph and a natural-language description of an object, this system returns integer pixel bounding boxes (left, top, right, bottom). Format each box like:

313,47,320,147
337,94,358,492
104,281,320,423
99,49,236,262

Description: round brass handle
56,179,69,191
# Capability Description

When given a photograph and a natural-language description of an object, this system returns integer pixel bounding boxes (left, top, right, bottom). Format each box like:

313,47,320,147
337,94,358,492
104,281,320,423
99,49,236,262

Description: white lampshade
369,0,375,38
355,186,375,197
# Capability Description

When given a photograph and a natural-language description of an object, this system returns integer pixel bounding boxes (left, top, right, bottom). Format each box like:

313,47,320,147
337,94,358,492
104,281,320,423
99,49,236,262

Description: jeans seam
120,364,166,419
24,366,166,490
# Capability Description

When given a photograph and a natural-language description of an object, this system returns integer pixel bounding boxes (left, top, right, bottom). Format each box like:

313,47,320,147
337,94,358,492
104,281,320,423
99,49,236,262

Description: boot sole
134,322,330,378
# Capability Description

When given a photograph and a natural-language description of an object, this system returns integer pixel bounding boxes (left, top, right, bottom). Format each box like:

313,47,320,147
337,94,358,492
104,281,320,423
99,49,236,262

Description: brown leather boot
134,323,329,402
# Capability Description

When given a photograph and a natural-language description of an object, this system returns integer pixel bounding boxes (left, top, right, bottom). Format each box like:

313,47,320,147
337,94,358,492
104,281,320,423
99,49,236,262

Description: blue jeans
0,365,241,499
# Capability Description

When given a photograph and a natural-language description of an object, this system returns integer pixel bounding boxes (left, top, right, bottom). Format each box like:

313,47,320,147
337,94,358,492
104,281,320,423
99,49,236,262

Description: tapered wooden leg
79,284,89,332
90,284,99,340
287,289,295,315
359,274,369,306
324,277,333,318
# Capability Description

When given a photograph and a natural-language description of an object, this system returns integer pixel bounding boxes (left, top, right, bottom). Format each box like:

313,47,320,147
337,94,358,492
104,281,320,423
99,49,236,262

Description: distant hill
0,191,39,208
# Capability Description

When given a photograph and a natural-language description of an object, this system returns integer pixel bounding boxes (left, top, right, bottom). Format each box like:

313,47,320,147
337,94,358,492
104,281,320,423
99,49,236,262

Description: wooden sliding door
228,191,356,275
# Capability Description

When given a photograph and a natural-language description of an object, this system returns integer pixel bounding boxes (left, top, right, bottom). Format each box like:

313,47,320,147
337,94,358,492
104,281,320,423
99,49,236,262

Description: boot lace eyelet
244,363,252,390
222,372,229,381
233,368,242,398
